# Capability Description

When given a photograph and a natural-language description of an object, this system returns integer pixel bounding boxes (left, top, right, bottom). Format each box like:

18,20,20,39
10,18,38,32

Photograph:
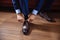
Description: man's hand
28,14,36,22
16,13,24,23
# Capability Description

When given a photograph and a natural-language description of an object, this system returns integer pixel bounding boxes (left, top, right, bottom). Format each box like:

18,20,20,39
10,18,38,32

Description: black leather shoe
39,12,55,22
22,21,30,35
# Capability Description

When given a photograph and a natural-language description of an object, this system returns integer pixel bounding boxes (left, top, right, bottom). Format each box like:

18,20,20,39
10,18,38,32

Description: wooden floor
0,12,60,40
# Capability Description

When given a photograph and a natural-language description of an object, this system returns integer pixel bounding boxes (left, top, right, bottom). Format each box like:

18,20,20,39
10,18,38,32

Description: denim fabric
12,0,53,16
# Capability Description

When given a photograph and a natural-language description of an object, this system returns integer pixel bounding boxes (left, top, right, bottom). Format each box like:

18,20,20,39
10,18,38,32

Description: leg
34,0,55,22
35,0,44,11
19,0,29,20
12,0,20,10
40,0,55,22
24,0,29,20
19,0,30,35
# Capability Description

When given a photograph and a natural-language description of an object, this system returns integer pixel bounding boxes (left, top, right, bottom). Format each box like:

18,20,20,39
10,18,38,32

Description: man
12,0,54,35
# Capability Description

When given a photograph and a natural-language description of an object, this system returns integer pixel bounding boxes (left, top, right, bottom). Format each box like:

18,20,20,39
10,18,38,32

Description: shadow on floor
28,22,60,40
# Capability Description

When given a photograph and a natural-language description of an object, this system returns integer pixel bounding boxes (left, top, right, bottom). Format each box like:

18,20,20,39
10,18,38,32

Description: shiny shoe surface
39,12,55,22
22,21,30,35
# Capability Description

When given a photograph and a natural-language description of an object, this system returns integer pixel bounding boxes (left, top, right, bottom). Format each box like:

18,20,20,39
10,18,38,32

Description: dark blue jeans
19,0,29,17
12,0,44,15
12,0,53,19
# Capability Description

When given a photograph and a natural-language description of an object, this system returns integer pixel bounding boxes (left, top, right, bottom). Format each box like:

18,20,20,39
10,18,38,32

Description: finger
18,19,24,23
27,18,33,22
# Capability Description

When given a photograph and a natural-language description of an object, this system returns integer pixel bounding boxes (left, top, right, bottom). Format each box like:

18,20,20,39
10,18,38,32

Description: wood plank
0,12,60,40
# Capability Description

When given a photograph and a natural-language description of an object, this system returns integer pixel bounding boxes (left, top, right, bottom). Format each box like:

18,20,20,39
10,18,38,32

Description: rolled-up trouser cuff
15,9,21,14
32,9,38,15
